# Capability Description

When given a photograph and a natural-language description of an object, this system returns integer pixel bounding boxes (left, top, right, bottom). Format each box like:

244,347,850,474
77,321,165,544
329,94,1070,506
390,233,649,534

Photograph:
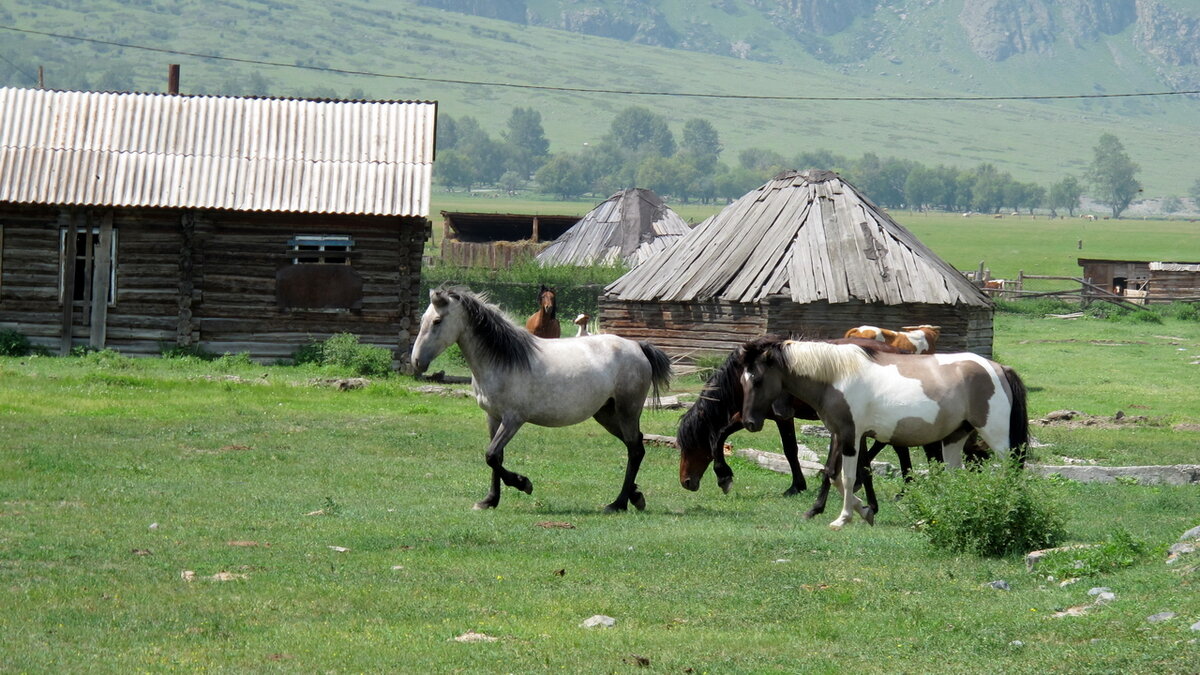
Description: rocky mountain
419,0,1200,88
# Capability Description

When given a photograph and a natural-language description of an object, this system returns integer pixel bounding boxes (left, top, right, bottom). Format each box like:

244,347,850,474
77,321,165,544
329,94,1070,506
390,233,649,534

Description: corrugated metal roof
535,188,691,267
605,170,991,307
1149,262,1200,272
0,87,436,217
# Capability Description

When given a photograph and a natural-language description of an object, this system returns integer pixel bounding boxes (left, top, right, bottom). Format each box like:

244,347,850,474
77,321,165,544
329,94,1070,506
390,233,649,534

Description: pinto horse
525,285,561,339
677,338,947,520
738,336,1028,529
412,287,672,512
844,324,940,354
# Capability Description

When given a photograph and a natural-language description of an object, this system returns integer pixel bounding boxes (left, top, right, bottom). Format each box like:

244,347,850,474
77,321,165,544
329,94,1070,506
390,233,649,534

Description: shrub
292,333,394,377
899,460,1067,557
691,353,727,384
159,342,218,361
993,298,1076,316
0,329,32,357
1035,529,1149,580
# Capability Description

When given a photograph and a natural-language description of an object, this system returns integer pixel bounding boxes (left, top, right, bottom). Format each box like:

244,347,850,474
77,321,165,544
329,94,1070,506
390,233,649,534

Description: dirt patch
1034,409,1166,430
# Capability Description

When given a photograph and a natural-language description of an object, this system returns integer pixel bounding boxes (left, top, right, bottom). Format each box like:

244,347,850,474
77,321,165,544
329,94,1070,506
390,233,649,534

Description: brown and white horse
738,336,1028,529
525,285,560,339
843,324,940,354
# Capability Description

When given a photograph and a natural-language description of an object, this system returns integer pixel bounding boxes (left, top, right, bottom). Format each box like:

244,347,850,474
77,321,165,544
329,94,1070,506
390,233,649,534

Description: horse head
411,288,467,375
537,285,558,320
735,336,788,433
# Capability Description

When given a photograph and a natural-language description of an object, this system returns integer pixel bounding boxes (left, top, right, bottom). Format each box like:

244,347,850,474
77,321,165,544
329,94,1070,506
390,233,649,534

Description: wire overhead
3,23,1199,102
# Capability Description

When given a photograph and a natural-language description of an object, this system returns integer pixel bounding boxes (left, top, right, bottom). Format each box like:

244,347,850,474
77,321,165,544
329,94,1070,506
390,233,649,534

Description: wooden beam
89,210,114,349
59,211,79,355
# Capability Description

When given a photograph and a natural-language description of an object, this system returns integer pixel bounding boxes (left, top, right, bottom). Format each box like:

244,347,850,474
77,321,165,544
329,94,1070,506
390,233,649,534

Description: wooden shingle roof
605,170,990,307
535,188,690,267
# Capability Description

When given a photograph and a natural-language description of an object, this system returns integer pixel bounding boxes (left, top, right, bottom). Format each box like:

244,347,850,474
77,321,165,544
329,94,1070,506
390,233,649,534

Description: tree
679,118,721,172
1087,133,1141,219
535,154,589,199
605,106,676,157
434,150,473,191
1160,195,1183,215
1047,175,1083,217
502,107,550,177
904,166,943,212
739,147,786,172
1189,178,1200,210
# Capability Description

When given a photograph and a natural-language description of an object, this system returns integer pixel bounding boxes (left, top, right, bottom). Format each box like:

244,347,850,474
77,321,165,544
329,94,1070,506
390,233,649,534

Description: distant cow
843,324,941,354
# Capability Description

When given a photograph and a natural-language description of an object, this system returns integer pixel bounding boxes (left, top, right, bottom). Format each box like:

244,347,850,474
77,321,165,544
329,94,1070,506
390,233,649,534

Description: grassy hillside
1,0,1197,195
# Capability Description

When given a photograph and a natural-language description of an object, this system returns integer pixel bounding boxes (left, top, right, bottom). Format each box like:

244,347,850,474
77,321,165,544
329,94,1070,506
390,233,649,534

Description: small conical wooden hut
601,170,994,357
535,188,690,267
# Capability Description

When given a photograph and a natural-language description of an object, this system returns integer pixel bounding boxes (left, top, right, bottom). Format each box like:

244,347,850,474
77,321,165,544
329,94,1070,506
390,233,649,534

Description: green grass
4,0,1200,196
2,313,1198,672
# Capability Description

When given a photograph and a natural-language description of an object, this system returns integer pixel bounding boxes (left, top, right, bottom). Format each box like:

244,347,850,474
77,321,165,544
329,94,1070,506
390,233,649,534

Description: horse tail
1003,365,1029,467
639,341,673,407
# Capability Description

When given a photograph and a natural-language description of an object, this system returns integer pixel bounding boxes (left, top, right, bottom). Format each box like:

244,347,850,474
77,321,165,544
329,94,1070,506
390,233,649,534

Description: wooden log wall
598,297,993,361
193,211,429,363
766,299,993,357
597,299,768,358
0,204,430,364
1147,271,1200,301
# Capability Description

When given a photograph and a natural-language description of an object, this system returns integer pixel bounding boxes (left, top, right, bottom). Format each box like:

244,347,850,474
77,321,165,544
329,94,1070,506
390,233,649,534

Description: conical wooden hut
600,170,994,358
535,188,690,267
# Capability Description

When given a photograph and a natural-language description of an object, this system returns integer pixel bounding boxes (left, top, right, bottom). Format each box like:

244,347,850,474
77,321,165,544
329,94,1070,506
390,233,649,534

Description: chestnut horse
738,336,1028,529
525,285,560,339
844,324,940,354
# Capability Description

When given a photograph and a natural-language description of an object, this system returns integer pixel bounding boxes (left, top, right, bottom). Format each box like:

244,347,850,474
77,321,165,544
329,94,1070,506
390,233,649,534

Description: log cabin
601,170,994,359
0,86,436,364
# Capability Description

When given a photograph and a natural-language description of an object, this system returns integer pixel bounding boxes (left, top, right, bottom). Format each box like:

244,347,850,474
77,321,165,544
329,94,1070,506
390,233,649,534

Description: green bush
899,460,1067,557
421,261,625,318
1035,529,1149,580
993,298,1076,316
159,342,219,361
292,333,394,377
0,329,32,357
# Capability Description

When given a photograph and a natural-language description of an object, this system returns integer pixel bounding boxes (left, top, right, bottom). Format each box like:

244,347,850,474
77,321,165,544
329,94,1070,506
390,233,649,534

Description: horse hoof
803,509,820,520
782,485,806,497
603,502,627,513
473,500,498,510
513,476,533,495
630,491,646,511
718,477,733,495
829,518,849,530
862,508,876,526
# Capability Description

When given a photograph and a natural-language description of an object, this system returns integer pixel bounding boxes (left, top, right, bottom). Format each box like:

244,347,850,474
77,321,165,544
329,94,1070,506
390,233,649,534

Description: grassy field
4,0,1199,195
1,311,1197,672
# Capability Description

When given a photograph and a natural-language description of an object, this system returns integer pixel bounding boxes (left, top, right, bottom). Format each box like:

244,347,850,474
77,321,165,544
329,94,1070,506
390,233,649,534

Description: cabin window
60,227,117,305
289,235,353,264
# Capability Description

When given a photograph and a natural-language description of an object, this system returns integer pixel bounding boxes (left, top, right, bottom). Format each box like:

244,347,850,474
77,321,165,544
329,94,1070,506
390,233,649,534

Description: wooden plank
59,211,78,355
89,211,114,348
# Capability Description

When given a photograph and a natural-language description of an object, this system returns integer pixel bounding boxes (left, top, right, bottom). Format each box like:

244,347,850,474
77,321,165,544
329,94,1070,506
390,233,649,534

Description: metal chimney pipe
168,64,180,94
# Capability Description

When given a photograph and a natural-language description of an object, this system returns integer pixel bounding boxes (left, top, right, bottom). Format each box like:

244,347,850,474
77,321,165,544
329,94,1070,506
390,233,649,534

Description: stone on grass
581,615,616,629
1191,621,1200,632
1180,525,1200,541
986,580,1011,591
454,631,497,643
1146,612,1176,624
1087,587,1111,596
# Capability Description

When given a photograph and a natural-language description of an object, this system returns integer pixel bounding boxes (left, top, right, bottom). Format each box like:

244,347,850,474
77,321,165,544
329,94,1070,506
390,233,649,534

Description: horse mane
677,350,743,450
780,340,871,383
442,286,537,372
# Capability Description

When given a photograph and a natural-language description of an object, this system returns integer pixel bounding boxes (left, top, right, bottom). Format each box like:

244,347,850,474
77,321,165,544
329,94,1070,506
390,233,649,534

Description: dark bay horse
412,287,672,512
738,336,1028,529
525,285,560,339
677,338,945,519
